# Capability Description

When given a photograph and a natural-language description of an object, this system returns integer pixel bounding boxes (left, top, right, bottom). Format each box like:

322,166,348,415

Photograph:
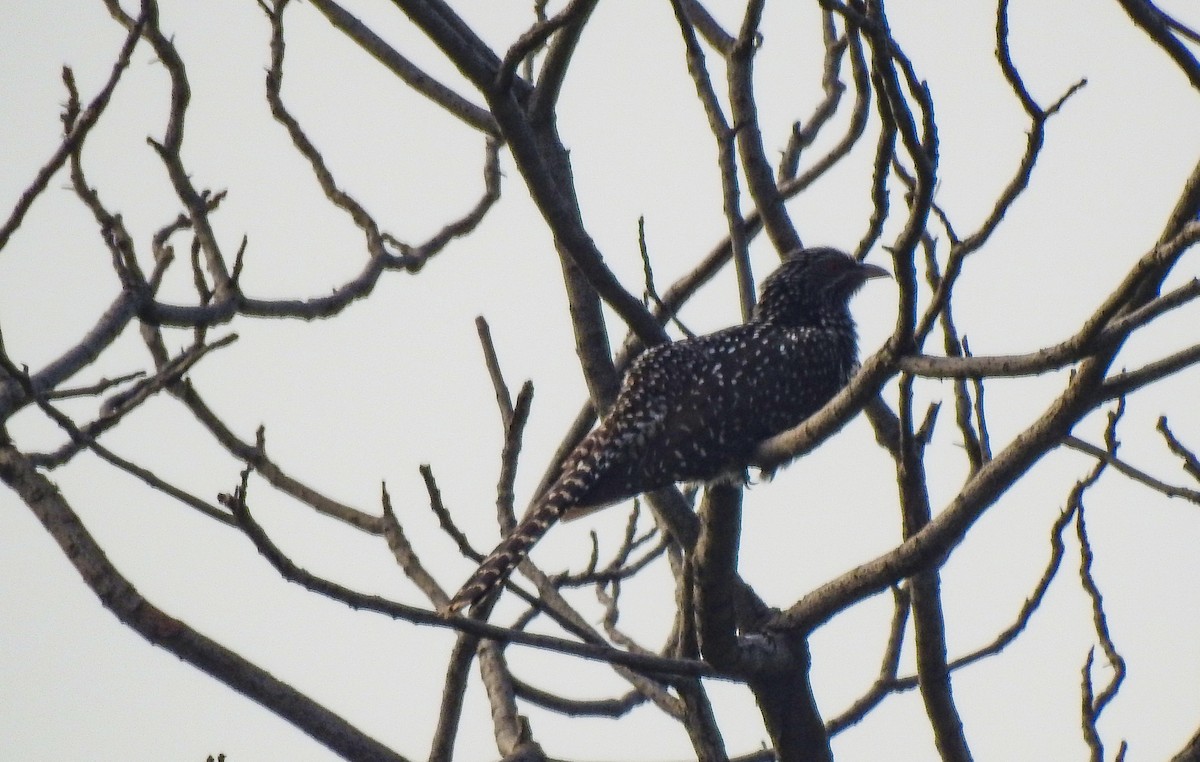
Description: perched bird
446,247,886,614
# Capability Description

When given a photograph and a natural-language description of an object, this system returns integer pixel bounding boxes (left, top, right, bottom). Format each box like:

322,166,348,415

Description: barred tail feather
443,497,564,615
444,425,609,615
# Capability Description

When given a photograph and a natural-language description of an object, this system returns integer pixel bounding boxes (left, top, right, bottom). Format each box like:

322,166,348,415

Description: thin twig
476,315,514,426
827,584,910,734
1064,436,1200,504
0,4,147,252
220,477,727,678
380,483,450,608
1158,417,1200,482
32,334,238,468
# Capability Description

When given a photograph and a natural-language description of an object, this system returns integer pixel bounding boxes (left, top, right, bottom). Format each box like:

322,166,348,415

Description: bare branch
33,334,238,468
693,483,744,671
827,585,910,734
637,217,695,339
303,0,499,136
46,371,144,400
727,0,803,255
0,445,408,762
678,0,734,53
779,13,848,185
1099,343,1200,400
1113,0,1200,92
676,678,731,761
106,0,235,297
2,357,235,526
496,381,535,535
1158,417,1200,483
894,373,971,760
407,137,503,264
524,0,598,124
219,480,724,677
263,0,388,257
510,679,648,718
1064,435,1200,504
834,444,1111,726
174,385,384,532
1077,497,1127,721
477,639,537,759
669,0,754,319
777,29,872,205
0,4,146,253
424,463,481,561
944,315,987,473
853,93,896,262
1162,9,1200,45
429,630,477,762
476,315,515,426
898,223,1200,381
995,0,1041,117
1171,725,1200,762
0,293,141,420
942,452,1097,676
381,484,450,608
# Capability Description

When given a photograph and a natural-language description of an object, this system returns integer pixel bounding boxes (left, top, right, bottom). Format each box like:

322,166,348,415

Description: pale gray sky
2,1,1198,760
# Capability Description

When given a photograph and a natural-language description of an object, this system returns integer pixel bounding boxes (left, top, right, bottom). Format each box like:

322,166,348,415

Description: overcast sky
2,1,1199,760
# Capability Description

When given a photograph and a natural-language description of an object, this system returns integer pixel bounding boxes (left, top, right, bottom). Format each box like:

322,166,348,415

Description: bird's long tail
444,422,612,615
444,495,567,615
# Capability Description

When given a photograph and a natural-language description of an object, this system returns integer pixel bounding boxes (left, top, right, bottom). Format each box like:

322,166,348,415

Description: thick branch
693,483,744,670
727,0,803,255
1113,0,1200,92
0,444,408,762
306,0,499,135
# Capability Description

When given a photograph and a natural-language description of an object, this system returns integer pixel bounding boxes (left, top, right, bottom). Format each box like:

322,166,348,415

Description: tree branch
0,443,409,762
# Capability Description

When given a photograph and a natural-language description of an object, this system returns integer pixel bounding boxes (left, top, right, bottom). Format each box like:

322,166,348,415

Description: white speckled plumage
445,247,886,614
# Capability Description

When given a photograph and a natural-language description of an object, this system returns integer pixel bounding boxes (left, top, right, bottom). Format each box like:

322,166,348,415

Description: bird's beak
858,261,890,280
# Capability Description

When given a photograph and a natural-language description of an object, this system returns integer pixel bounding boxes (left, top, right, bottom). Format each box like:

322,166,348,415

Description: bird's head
752,247,889,327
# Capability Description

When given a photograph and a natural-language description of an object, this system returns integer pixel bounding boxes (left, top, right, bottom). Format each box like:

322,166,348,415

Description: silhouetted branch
670,0,754,319
307,0,497,135
496,381,535,535
525,0,597,123
693,483,744,671
894,374,972,760
6,2,1198,757
728,0,803,256
381,484,450,608
679,0,735,53
0,354,235,526
0,444,409,762
1172,725,1200,762
478,637,535,759
477,315,515,425
779,13,848,185
32,334,238,468
1114,0,1200,91
176,390,384,532
425,464,481,560
511,680,648,717
0,2,147,252
45,371,144,400
1064,435,1200,503
1158,417,1200,482
220,474,724,677
827,584,910,734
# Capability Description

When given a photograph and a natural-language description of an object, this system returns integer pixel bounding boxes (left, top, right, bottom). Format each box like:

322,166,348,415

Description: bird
445,247,887,615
